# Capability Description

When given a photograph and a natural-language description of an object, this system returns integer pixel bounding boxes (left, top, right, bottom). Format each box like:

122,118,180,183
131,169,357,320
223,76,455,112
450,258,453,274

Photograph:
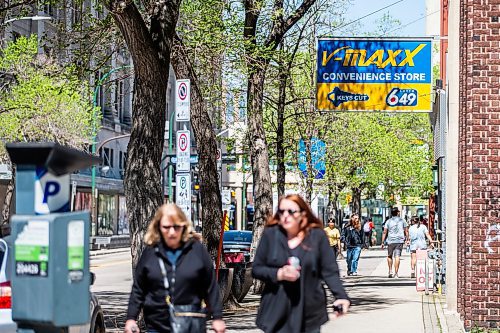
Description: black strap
158,257,172,304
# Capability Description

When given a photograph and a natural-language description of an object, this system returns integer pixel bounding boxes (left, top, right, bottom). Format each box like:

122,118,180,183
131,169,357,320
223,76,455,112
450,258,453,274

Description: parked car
222,230,253,302
0,237,105,333
222,230,252,263
0,239,15,333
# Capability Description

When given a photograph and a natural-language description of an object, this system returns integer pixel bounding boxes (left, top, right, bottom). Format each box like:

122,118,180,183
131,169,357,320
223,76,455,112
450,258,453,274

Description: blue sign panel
317,37,432,112
298,138,326,179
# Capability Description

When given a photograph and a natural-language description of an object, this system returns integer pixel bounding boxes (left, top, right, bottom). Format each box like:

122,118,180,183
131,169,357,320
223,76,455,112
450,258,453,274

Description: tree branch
0,0,36,14
265,0,317,49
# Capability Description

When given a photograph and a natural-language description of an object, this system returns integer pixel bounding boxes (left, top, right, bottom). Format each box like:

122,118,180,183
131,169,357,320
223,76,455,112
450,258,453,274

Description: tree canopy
0,35,97,160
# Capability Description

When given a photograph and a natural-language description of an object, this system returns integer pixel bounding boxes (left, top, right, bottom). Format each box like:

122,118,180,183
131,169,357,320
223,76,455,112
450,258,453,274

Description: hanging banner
317,37,432,112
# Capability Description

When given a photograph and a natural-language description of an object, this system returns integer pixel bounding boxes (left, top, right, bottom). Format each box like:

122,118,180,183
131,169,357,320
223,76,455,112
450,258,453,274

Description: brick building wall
458,0,500,330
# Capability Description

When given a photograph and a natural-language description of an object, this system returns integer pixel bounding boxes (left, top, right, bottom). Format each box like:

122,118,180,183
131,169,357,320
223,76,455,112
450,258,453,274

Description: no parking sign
176,130,190,172
175,79,190,122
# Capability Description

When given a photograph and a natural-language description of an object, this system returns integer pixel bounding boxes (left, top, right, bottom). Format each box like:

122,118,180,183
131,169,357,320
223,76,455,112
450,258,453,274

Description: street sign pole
174,79,191,217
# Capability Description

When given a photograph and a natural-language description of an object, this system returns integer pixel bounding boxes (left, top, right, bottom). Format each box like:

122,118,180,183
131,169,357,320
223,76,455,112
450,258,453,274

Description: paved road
90,248,442,333
90,250,132,331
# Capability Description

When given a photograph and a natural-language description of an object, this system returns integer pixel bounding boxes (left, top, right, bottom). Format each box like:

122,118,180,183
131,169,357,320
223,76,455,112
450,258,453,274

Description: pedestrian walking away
252,194,350,333
324,217,341,259
362,217,374,249
408,216,434,278
381,207,409,279
124,203,226,333
341,214,364,276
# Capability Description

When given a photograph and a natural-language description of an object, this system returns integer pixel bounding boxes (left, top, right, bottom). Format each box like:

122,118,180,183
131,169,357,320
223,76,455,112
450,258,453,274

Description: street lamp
2,15,52,52
90,65,133,231
3,15,52,24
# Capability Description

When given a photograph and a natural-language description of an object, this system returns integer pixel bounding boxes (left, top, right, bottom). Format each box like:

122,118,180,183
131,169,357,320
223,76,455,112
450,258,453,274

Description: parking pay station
6,142,100,333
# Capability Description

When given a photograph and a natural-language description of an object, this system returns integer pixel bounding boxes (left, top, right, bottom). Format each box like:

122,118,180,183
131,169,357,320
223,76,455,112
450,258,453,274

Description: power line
381,9,440,36
331,0,406,32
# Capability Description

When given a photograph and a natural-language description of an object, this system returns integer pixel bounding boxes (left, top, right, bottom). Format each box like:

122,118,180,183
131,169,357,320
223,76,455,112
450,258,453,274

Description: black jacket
252,225,349,333
126,239,222,332
341,226,364,248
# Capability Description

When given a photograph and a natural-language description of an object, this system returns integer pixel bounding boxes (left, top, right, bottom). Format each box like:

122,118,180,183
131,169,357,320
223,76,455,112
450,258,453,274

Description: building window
71,0,82,26
100,147,114,168
226,93,234,123
97,194,116,236
43,3,57,20
94,71,105,108
119,151,127,176
12,31,22,42
115,80,124,122
118,196,129,235
239,95,247,121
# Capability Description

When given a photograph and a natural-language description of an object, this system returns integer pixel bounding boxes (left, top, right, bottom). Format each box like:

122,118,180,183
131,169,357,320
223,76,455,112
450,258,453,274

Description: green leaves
0,36,97,159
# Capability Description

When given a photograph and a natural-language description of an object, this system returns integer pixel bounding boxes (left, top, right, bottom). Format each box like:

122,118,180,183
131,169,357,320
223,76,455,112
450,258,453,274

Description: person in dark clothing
252,194,350,333
341,214,364,276
124,204,226,333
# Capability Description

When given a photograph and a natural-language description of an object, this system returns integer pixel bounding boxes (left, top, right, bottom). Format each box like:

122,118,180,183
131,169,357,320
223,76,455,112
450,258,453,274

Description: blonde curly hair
144,204,194,246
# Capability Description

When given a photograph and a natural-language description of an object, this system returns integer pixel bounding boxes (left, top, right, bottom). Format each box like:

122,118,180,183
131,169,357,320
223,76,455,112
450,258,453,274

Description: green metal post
168,111,175,202
90,65,132,232
242,179,246,230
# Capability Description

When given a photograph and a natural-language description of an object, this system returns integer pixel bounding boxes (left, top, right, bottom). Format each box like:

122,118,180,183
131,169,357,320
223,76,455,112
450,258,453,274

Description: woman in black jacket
124,204,226,333
252,194,350,333
341,214,364,276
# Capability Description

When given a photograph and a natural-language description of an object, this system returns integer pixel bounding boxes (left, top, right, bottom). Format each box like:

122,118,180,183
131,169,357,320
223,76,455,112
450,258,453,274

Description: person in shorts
381,207,408,278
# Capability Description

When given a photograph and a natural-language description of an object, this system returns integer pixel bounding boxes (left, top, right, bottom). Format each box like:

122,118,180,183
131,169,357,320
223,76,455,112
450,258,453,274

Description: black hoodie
126,239,222,332
252,226,349,333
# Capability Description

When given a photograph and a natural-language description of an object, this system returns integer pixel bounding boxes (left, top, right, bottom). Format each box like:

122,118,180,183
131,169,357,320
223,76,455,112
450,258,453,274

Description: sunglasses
161,225,184,232
277,208,302,216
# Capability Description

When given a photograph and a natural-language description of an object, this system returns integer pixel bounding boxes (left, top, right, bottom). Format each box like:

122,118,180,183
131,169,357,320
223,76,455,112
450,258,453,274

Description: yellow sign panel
317,83,432,112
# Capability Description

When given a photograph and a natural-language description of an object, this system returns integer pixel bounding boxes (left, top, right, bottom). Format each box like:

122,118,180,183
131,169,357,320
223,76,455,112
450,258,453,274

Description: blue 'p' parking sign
34,167,70,214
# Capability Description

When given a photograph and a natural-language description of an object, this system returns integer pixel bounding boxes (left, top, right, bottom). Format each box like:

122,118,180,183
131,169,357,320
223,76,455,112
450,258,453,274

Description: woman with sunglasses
252,194,351,333
124,204,226,333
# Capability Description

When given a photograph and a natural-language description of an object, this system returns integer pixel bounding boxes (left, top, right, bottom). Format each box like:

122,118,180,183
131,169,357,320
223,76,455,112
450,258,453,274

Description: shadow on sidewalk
343,277,415,288
94,291,130,332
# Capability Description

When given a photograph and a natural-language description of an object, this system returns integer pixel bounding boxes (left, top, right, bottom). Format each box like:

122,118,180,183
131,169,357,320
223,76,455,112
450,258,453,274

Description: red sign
178,82,188,101
179,133,188,152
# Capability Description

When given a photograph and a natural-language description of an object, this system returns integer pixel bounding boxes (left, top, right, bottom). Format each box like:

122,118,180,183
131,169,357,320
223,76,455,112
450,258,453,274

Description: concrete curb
90,247,130,257
434,294,465,333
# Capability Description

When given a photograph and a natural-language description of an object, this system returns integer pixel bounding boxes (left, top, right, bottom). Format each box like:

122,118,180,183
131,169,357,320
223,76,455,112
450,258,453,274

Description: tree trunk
327,186,338,221
171,35,222,261
108,0,180,267
352,187,362,216
276,53,287,198
1,166,14,233
247,67,274,260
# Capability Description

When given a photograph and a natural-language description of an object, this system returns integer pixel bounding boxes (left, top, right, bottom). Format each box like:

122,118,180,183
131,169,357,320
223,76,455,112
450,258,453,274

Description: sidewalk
323,248,464,333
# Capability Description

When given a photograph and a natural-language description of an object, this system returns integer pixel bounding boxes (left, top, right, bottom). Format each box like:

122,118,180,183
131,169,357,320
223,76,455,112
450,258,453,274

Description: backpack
363,222,371,232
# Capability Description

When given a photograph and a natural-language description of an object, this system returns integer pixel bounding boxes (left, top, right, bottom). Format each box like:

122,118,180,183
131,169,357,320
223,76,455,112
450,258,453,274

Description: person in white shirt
408,217,434,278
381,207,408,278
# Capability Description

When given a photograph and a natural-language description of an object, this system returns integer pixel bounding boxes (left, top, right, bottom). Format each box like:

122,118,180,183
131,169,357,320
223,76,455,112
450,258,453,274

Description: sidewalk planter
217,267,234,304
228,262,253,302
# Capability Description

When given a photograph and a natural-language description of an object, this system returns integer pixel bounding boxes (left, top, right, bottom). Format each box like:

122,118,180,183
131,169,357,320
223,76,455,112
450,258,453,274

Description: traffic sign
216,148,222,171
176,173,191,221
34,167,70,214
170,156,199,164
298,137,326,179
175,79,190,122
176,130,190,172
221,189,231,210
